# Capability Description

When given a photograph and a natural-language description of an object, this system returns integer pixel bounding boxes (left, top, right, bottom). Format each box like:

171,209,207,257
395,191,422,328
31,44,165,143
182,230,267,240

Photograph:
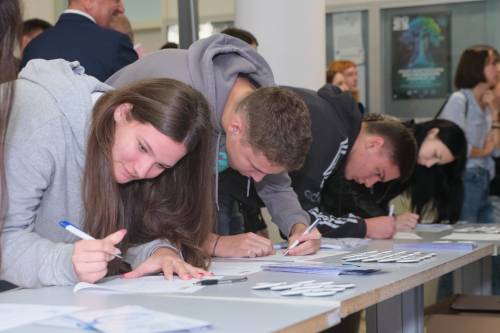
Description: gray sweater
107,34,310,236
1,59,173,288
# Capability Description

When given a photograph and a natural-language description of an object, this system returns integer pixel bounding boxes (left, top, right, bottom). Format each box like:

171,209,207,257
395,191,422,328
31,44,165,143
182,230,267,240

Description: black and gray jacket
288,84,367,238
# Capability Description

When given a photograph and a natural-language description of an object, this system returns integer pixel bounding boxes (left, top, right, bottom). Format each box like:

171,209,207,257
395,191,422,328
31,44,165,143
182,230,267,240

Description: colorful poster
391,12,450,100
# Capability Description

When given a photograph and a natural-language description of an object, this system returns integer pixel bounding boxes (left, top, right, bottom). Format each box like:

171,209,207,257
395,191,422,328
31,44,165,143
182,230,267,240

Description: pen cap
59,220,71,228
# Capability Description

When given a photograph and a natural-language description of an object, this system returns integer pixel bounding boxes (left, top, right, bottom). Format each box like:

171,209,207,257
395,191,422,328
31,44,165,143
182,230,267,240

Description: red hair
327,60,359,101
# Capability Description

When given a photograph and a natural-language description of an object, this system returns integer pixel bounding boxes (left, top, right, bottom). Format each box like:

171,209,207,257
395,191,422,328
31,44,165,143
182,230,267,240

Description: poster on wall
332,11,366,105
391,12,450,100
333,12,364,64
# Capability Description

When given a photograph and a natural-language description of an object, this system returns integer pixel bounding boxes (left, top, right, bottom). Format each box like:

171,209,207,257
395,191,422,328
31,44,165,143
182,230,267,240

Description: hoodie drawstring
215,133,222,211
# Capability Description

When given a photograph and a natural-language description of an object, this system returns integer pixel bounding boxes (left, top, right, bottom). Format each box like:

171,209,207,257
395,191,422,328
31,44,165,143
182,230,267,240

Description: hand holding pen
284,220,321,256
389,204,420,232
59,221,127,284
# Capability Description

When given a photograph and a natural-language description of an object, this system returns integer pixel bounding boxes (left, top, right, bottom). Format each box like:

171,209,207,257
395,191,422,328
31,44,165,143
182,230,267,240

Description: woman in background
327,60,365,114
438,45,500,223
390,119,467,227
326,68,349,92
321,119,467,230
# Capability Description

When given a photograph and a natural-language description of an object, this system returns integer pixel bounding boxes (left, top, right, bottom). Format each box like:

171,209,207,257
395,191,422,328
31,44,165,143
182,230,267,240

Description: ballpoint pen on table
283,219,321,256
58,220,124,260
194,277,248,286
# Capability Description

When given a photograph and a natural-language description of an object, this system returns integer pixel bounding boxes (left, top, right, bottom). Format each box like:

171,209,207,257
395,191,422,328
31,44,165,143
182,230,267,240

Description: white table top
0,240,493,332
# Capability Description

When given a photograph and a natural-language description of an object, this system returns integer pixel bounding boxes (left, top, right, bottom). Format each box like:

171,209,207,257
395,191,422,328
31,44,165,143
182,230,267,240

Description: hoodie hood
18,59,112,152
187,34,275,133
288,84,361,191
317,83,362,140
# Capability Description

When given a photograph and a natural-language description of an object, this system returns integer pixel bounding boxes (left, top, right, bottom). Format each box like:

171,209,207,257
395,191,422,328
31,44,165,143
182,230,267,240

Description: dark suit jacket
21,13,138,82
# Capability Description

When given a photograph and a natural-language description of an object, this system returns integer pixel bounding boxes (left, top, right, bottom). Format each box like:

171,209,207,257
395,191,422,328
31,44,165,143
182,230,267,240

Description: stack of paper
261,263,379,275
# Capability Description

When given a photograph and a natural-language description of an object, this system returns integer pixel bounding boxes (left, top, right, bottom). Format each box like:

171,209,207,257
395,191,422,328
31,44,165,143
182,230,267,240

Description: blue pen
59,221,124,259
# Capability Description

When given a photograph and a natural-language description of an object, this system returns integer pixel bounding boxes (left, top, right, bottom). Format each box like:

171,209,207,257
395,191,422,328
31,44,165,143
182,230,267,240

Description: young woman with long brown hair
0,0,21,241
0,59,215,288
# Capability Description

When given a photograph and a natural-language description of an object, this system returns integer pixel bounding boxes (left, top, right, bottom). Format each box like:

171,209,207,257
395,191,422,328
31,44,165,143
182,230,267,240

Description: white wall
21,0,56,22
236,0,326,90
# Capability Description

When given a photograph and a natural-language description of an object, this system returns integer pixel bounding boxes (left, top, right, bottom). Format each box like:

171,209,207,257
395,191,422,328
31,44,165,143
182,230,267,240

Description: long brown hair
83,78,215,274
0,0,21,257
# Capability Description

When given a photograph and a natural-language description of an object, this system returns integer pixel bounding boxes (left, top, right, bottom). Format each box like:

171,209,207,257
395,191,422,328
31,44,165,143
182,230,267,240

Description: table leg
366,285,423,333
453,256,492,295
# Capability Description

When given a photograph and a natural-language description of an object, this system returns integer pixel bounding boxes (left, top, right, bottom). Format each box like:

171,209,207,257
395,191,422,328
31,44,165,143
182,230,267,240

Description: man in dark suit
21,0,138,82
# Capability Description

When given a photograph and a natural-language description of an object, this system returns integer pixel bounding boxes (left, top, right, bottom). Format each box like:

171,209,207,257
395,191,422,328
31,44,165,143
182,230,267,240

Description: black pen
194,277,248,286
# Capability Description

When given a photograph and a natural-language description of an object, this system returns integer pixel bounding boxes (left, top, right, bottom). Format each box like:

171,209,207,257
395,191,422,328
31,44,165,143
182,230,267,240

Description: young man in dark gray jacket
224,85,418,240
107,34,320,257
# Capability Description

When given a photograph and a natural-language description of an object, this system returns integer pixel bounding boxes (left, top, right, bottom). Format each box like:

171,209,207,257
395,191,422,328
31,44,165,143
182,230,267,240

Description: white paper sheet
321,238,370,250
0,304,82,332
39,305,211,333
454,226,500,234
73,275,216,294
393,232,423,240
415,224,453,232
219,249,348,263
442,233,500,241
209,260,264,276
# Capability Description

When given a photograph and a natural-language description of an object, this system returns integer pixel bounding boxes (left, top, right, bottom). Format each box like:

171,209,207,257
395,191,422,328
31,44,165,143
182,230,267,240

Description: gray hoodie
107,34,310,236
1,59,174,288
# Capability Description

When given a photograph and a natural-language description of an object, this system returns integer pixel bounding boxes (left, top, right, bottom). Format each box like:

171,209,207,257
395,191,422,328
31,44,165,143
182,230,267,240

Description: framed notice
391,12,451,100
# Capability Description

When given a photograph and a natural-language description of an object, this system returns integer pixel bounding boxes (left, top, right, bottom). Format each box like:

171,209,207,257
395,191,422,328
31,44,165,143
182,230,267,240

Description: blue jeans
438,167,496,300
461,167,494,223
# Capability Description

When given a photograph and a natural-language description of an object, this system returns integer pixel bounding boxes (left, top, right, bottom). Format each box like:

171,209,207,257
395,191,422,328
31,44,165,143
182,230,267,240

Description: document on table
320,238,370,250
442,233,500,241
454,226,500,233
209,259,264,276
0,304,83,331
39,305,211,333
393,232,423,240
74,275,220,294
220,249,348,263
415,224,453,232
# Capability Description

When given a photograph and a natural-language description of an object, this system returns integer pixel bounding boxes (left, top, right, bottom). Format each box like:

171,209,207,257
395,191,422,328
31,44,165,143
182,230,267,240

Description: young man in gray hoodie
107,34,321,257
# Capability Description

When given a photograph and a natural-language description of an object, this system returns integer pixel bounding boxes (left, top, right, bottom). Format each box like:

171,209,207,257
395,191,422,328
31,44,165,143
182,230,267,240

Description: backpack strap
434,91,468,119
